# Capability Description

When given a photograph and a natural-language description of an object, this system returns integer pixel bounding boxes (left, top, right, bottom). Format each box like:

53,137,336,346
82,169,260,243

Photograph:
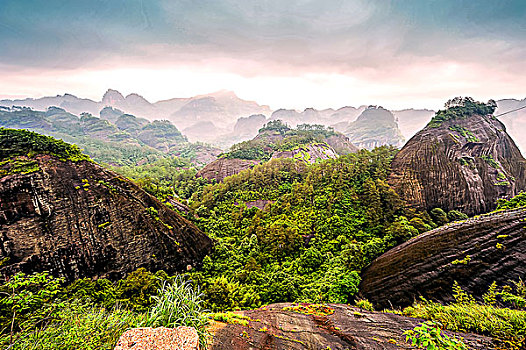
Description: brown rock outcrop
115,327,199,350
389,112,526,216
360,208,526,309
0,155,213,281
196,158,260,182
209,303,493,349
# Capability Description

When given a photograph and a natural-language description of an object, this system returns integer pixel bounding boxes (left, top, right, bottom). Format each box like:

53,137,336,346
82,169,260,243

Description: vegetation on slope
222,120,340,160
111,157,210,200
400,280,526,349
427,97,497,128
187,147,447,310
0,270,209,349
0,107,213,166
0,128,90,162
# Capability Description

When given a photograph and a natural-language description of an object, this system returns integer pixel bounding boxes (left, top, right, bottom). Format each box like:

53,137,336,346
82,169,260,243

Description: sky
1,0,525,110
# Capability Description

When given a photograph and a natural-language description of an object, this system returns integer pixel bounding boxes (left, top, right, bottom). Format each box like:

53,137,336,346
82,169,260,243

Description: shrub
430,208,449,226
0,272,65,334
447,210,468,222
403,321,467,350
0,302,141,350
142,276,209,348
355,298,374,311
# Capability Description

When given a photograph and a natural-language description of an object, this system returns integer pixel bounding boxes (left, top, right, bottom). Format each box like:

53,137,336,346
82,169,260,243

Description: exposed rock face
360,208,526,309
115,327,199,350
0,155,213,281
196,158,260,182
271,143,339,163
209,303,493,349
325,134,359,154
345,107,405,149
389,113,526,216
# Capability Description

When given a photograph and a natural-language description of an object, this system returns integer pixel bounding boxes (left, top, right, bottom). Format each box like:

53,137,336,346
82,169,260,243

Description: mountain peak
389,97,526,216
101,89,125,105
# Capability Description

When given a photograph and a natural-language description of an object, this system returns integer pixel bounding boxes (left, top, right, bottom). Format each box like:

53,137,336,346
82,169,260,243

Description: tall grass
0,273,210,349
0,302,141,350
402,299,526,349
142,276,209,348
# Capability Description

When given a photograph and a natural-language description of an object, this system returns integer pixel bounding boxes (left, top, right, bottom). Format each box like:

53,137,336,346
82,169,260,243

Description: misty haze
1,1,526,349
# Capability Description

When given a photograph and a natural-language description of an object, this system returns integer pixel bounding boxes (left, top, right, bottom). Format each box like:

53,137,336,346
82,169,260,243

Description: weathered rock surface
0,155,213,281
115,327,199,350
196,158,260,182
325,134,359,155
360,208,526,309
389,112,526,216
210,303,493,349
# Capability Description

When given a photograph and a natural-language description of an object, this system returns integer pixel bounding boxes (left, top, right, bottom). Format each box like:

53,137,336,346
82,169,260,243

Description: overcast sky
1,0,525,110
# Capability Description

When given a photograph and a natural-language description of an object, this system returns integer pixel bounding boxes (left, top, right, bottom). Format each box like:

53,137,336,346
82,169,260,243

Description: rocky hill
344,106,405,149
389,98,526,216
197,121,357,182
360,207,526,309
0,128,213,281
0,106,220,166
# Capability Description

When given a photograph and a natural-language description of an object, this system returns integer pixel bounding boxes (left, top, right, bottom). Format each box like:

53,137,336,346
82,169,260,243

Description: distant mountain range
2,91,525,152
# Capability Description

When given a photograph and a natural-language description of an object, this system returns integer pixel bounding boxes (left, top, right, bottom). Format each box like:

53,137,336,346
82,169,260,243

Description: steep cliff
359,208,526,309
0,129,213,281
389,98,526,216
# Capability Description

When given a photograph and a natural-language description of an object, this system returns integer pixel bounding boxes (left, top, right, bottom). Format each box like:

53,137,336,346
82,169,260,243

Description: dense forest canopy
187,147,452,310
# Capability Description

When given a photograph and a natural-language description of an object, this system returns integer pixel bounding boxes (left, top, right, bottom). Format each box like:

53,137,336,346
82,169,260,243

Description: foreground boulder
0,151,212,281
209,303,492,349
360,208,526,309
115,327,199,350
389,98,526,216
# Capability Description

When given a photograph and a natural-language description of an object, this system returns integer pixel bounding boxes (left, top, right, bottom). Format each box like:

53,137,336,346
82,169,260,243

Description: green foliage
447,210,468,222
496,192,526,210
0,270,210,349
222,121,341,160
189,147,427,310
0,157,40,176
403,321,468,350
208,311,249,326
113,158,209,201
451,255,471,265
0,302,141,350
355,298,374,311
0,272,65,334
452,281,476,304
481,155,499,168
427,97,497,128
142,277,209,348
430,208,449,226
258,120,291,134
402,281,526,349
0,108,213,166
448,125,480,143
0,128,90,162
